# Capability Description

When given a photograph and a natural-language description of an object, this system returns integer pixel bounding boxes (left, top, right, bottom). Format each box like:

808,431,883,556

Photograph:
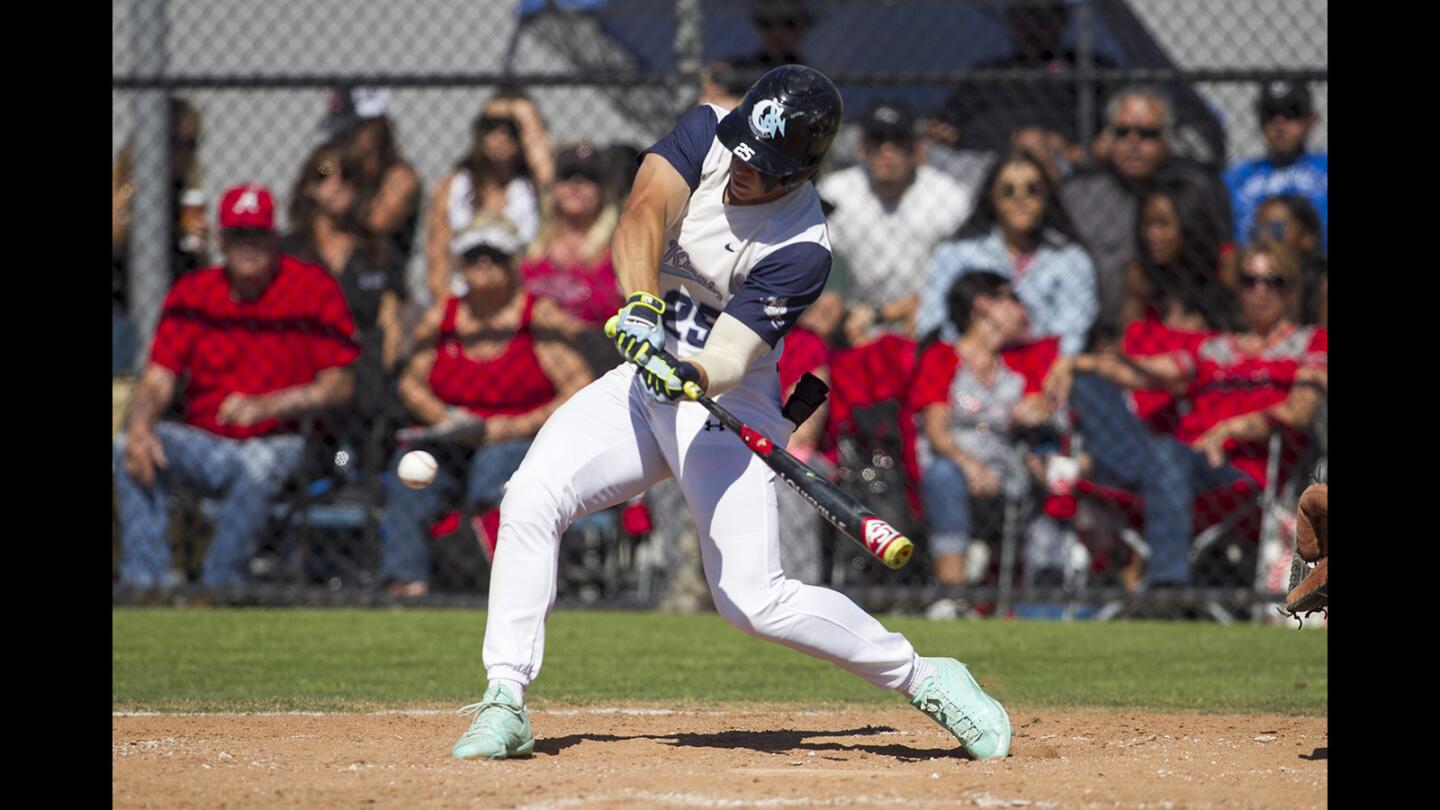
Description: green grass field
112,608,1326,715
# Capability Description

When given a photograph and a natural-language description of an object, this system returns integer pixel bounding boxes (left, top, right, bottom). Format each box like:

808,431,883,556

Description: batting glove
636,348,703,403
607,292,666,365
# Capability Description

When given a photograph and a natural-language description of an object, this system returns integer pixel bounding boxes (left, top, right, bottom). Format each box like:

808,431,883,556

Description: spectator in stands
823,325,926,587
929,0,1119,185
1251,194,1326,326
1044,242,1326,587
322,86,424,265
815,100,975,338
283,143,408,437
910,272,1067,588
426,90,555,302
520,143,622,328
1060,85,1233,332
113,97,208,376
602,143,643,209
113,184,359,588
380,217,591,597
701,0,817,107
739,0,814,71
1225,80,1328,250
698,67,746,111
1122,176,1238,332
919,150,1098,356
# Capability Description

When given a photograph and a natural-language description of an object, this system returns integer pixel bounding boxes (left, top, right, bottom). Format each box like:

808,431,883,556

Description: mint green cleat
910,657,1012,760
451,684,535,760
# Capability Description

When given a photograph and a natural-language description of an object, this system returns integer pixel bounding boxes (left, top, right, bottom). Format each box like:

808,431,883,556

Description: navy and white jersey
641,104,832,384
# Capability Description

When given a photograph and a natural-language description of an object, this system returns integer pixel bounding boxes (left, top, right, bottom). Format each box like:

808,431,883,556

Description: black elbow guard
782,373,829,429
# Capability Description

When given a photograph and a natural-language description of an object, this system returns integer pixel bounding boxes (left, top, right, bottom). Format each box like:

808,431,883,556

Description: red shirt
777,326,830,394
428,293,558,419
1173,323,1327,484
149,256,360,440
1123,318,1212,435
824,335,921,512
907,336,1062,412
520,252,622,326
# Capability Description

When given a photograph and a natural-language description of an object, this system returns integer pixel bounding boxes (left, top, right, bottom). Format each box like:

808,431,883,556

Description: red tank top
428,293,557,418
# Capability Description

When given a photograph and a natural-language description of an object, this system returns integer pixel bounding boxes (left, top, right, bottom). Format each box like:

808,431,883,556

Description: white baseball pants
482,364,918,691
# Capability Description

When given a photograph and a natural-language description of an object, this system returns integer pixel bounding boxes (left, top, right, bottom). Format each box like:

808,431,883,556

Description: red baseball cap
218,183,276,231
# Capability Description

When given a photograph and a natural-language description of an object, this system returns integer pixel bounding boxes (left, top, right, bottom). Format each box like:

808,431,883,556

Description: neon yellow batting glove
608,292,666,365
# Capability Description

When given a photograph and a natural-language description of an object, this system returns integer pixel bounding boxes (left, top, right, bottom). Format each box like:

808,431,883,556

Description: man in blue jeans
113,184,359,589
1065,372,1248,586
378,437,535,595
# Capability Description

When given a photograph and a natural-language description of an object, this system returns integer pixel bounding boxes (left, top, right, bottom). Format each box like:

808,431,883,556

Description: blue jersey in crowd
1224,152,1328,250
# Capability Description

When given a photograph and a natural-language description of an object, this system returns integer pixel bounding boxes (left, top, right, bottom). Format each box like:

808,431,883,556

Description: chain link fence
113,0,1327,621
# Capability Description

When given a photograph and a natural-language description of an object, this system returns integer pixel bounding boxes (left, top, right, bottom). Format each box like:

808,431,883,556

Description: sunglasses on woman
1251,220,1288,241
755,16,804,30
475,116,519,138
1239,273,1288,290
1111,126,1162,141
999,181,1043,199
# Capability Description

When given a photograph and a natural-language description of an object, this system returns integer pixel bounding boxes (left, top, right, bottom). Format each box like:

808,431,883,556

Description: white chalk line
512,790,984,809
113,707,857,718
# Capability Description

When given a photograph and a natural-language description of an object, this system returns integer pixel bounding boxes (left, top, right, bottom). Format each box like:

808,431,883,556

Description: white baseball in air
397,450,438,489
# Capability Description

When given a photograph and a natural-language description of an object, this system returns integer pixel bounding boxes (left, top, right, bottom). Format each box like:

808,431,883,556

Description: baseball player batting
451,65,1011,762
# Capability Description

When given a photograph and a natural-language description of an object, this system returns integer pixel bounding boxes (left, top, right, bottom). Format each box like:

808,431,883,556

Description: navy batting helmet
716,64,843,191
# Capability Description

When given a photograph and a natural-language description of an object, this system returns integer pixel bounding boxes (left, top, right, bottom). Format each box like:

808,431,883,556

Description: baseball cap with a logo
862,101,917,144
1258,80,1314,121
321,86,391,136
218,184,276,232
556,143,607,185
450,221,526,259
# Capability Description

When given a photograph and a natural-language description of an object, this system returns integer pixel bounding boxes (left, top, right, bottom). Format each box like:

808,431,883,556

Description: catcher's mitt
1281,483,1327,625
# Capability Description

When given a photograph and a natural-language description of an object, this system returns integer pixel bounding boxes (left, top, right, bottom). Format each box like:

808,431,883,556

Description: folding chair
1075,431,1287,623
823,335,924,586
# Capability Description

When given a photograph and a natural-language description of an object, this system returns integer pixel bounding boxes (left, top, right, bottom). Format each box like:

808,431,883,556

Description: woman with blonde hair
520,143,622,327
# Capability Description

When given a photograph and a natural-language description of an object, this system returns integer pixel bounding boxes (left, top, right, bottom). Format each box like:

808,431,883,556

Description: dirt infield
113,706,1326,809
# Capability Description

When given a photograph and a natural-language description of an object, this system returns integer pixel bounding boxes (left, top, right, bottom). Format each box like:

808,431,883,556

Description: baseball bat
605,319,914,569
681,381,914,569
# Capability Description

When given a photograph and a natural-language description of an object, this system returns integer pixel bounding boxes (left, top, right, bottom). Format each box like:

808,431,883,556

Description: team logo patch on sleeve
751,99,787,139
762,296,790,329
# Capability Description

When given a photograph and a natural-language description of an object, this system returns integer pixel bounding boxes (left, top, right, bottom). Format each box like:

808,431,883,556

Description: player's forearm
611,197,668,296
686,314,769,396
612,158,690,298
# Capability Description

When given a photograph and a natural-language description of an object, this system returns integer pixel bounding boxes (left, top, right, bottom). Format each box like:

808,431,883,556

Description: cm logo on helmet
750,99,787,139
